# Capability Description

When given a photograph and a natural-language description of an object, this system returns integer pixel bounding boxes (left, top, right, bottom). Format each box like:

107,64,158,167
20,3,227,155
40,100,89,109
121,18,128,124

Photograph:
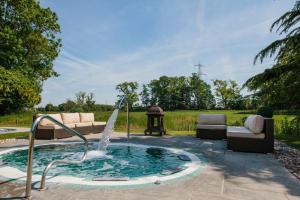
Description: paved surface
0,127,30,135
0,133,300,200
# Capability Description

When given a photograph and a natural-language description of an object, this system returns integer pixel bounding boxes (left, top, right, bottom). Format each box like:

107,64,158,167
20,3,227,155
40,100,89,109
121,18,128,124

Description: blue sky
40,0,295,106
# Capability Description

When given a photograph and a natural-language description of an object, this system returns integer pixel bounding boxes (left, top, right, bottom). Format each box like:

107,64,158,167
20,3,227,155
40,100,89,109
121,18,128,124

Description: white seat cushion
197,124,226,130
75,122,93,127
198,114,226,125
61,113,80,124
79,113,94,123
244,115,264,134
227,126,265,139
93,122,106,126
37,114,63,126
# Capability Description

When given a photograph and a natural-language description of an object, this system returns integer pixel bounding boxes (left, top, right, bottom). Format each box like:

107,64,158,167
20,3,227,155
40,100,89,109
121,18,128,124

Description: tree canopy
0,0,61,113
245,0,300,109
0,66,41,114
134,75,215,111
116,82,139,109
189,73,215,110
213,79,244,109
0,0,61,81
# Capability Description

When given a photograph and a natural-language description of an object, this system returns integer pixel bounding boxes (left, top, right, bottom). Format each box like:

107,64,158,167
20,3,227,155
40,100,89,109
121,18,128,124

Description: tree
75,91,87,106
170,76,191,110
73,91,96,111
148,76,188,110
58,99,77,112
0,0,61,113
140,84,151,107
244,95,259,110
147,75,215,110
45,103,54,112
85,92,96,111
213,79,244,109
245,0,300,109
189,73,215,109
148,76,171,110
0,0,62,82
0,66,40,114
116,82,139,109
58,103,65,112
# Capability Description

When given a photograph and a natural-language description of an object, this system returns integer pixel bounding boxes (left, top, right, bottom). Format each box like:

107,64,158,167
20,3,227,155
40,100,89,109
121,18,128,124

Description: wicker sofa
33,113,106,140
196,114,227,139
227,115,274,153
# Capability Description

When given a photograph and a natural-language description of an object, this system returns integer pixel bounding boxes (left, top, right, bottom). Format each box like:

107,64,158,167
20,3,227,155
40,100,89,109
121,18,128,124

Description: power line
194,63,205,79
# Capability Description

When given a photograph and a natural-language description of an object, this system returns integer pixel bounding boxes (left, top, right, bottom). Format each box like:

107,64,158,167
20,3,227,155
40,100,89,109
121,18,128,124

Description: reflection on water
146,148,166,159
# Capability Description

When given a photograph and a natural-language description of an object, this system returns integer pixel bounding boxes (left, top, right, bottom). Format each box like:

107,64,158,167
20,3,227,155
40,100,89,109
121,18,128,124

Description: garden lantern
144,105,166,136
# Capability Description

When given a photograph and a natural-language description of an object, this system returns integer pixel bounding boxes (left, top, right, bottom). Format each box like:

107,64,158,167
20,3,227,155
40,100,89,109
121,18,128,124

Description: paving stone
287,194,300,200
223,186,288,200
224,175,300,194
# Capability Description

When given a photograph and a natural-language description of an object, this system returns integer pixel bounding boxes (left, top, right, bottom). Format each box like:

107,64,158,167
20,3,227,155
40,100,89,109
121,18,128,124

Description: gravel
275,140,300,180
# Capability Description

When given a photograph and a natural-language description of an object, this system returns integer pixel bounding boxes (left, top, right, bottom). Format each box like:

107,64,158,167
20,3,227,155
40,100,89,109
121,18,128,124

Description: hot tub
0,142,206,187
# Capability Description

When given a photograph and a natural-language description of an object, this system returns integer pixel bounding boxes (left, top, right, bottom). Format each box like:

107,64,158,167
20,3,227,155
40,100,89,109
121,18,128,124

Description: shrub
231,116,247,126
58,100,76,112
257,106,273,118
70,106,84,113
45,103,54,112
278,117,300,136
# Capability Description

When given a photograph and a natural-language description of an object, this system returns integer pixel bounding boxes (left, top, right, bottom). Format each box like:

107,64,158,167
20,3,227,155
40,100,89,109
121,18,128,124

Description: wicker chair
227,117,274,153
196,114,227,139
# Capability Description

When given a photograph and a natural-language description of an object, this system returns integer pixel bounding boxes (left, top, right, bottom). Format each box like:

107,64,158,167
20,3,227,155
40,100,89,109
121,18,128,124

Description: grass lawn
0,110,296,131
0,132,29,140
0,110,299,149
275,134,300,150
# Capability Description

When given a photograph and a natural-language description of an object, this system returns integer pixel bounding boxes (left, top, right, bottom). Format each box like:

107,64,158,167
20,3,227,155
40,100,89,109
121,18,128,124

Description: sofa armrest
264,118,274,147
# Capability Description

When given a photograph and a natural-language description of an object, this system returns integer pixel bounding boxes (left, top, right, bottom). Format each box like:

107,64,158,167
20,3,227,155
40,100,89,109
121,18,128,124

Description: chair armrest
264,118,274,141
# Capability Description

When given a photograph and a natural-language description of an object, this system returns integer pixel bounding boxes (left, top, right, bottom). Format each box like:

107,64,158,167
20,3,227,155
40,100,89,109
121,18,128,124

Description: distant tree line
39,92,114,113
139,74,215,110
116,74,259,111
40,76,258,113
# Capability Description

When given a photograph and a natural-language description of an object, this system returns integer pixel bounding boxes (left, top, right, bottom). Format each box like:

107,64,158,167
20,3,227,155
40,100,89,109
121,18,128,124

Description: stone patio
0,132,300,200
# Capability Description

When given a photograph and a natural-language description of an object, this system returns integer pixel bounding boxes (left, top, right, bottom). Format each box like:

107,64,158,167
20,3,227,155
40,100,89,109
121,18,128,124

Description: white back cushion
80,113,94,122
244,115,264,134
198,114,226,125
61,113,80,124
37,114,63,126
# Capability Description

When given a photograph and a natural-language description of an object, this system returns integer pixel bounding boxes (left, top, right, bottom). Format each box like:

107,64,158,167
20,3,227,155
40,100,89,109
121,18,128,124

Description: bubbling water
85,150,113,159
70,150,113,160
